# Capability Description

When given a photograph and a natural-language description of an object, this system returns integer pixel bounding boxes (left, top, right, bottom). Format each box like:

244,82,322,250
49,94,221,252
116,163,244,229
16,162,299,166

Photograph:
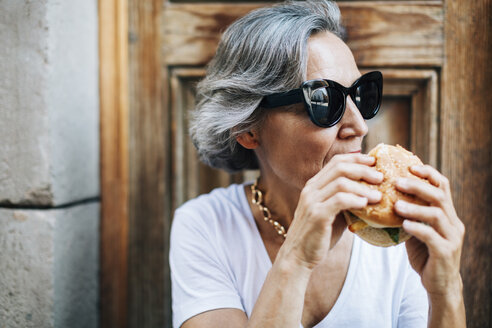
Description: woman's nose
337,95,369,139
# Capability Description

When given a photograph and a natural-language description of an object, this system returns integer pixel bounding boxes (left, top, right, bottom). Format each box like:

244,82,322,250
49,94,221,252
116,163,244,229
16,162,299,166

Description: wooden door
100,1,492,327
165,1,443,211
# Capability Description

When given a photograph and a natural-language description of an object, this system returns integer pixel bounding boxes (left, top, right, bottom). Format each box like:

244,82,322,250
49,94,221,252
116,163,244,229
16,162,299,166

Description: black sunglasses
260,71,383,128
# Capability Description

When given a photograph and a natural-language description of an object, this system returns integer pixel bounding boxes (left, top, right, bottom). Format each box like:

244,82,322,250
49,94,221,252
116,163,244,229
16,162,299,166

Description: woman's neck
255,173,303,230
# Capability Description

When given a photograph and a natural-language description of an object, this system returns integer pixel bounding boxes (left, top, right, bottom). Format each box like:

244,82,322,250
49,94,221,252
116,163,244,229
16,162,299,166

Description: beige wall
0,0,100,327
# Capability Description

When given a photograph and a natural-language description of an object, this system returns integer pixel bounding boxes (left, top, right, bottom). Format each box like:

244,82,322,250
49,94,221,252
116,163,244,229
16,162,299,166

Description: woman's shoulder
175,183,246,215
172,183,252,236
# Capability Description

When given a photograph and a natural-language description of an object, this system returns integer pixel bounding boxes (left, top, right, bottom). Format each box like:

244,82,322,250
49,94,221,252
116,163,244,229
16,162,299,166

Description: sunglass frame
301,71,383,127
260,71,383,128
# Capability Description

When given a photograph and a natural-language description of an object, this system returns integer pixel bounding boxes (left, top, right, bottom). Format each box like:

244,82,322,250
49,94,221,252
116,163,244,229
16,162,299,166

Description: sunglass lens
311,88,344,126
354,81,380,119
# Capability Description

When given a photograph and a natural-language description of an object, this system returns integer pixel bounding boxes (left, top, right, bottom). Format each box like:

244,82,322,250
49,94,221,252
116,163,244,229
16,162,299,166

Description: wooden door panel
376,69,439,166
441,1,492,325
170,68,244,212
163,2,443,67
363,97,412,152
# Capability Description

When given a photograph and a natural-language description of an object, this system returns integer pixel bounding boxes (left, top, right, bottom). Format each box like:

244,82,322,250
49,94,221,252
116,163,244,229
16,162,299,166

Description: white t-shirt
170,183,428,328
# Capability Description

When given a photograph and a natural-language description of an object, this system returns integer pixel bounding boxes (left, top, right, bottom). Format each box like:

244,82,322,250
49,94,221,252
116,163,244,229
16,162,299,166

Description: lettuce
383,228,400,244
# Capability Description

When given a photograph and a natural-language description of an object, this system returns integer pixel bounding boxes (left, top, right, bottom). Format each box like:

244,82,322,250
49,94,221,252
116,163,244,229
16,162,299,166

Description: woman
170,1,466,327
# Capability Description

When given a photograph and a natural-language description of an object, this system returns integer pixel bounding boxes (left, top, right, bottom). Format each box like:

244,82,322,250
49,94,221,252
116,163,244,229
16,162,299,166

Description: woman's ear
236,130,259,149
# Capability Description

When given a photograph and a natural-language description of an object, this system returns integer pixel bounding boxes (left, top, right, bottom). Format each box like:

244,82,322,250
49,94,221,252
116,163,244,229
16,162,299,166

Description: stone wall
0,0,100,327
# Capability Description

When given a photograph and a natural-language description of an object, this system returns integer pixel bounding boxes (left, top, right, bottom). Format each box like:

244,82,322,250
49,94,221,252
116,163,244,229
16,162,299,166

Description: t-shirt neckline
238,182,361,327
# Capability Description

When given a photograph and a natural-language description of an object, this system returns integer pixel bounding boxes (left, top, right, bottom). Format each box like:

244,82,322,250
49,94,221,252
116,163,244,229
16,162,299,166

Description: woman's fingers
402,219,444,254
323,192,369,215
399,165,461,226
294,191,369,240
299,178,381,223
315,176,382,204
409,165,458,219
308,155,383,190
410,164,450,191
391,165,465,298
403,218,463,268
395,200,455,239
327,153,376,167
396,177,443,204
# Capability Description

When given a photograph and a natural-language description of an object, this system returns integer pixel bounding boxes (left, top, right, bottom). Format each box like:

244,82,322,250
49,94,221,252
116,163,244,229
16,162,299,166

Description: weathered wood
363,97,412,151
365,69,438,166
127,0,170,326
170,68,249,212
170,68,203,211
162,2,443,67
99,0,129,327
441,0,492,326
342,2,443,67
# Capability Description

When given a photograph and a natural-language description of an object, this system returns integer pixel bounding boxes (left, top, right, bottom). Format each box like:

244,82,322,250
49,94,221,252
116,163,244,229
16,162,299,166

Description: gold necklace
251,178,287,238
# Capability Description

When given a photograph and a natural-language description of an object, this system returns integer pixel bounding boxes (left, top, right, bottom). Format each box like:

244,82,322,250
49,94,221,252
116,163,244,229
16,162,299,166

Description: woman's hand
394,165,465,299
280,153,383,270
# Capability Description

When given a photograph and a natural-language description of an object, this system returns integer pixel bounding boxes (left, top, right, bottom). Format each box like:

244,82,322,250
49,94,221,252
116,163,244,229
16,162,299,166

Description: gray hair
190,0,344,172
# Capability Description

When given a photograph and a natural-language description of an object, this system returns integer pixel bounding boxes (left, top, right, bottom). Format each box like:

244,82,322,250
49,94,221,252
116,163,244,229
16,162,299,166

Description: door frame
99,0,129,327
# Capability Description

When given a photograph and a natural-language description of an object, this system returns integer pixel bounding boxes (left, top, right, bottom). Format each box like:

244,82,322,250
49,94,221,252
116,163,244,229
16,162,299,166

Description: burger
343,143,429,247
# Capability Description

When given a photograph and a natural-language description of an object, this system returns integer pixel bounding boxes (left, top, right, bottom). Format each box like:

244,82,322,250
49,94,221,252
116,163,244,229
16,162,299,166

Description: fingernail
402,220,412,229
397,178,408,188
370,190,382,200
396,200,407,211
374,171,383,180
